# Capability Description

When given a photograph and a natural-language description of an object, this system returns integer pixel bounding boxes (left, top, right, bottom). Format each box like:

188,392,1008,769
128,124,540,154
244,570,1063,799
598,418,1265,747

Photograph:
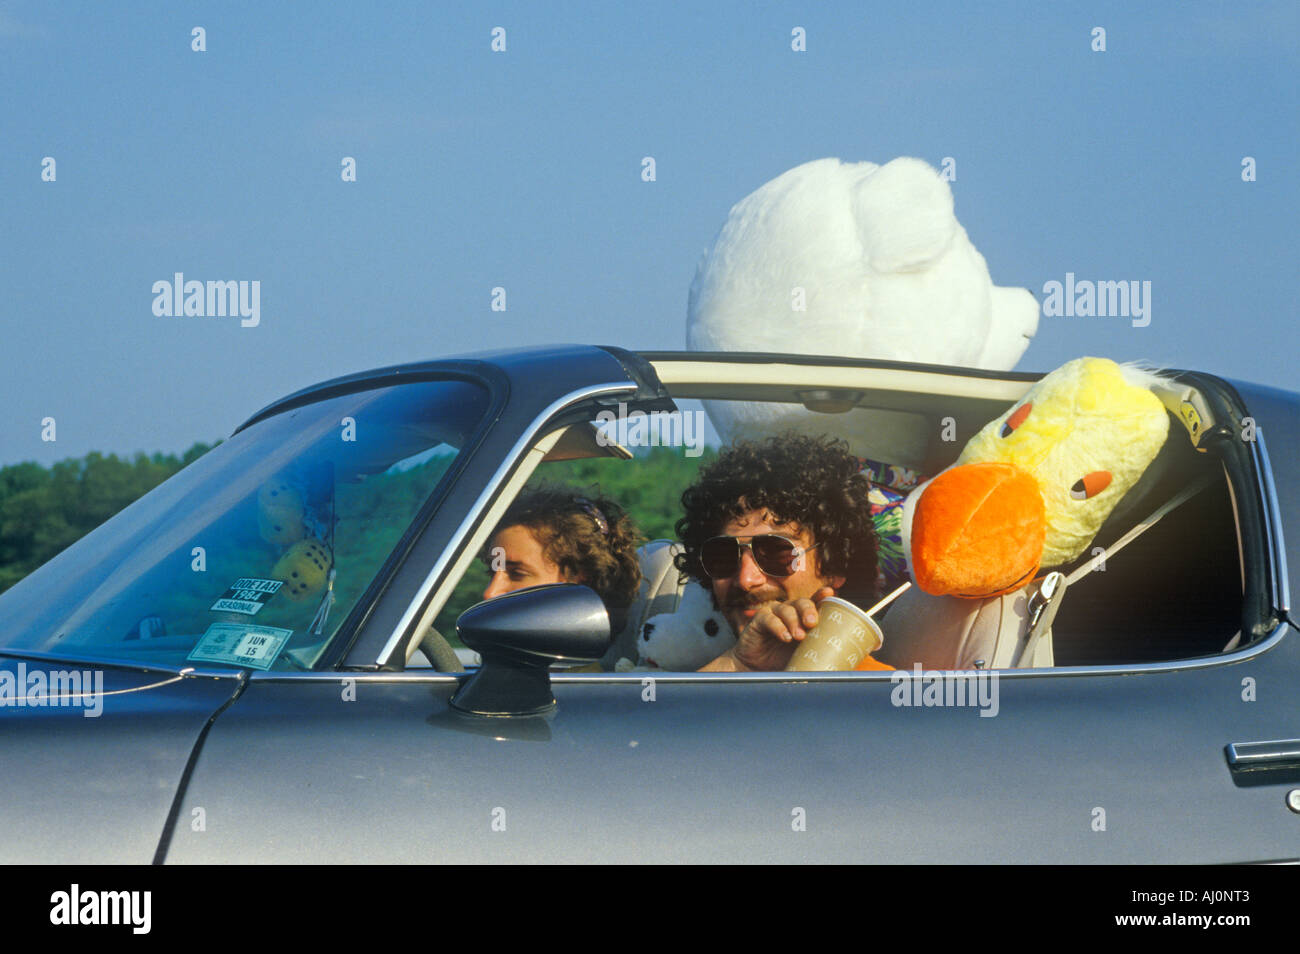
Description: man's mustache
718,589,784,611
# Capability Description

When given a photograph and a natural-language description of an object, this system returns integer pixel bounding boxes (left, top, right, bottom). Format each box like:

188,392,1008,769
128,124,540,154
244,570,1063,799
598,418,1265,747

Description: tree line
0,443,215,592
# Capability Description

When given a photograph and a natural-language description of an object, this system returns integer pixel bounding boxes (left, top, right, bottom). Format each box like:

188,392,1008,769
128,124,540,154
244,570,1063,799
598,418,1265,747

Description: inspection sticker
210,577,283,616
188,623,293,670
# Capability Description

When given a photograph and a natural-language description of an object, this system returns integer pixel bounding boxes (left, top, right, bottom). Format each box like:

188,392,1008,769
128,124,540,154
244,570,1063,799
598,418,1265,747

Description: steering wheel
418,625,464,673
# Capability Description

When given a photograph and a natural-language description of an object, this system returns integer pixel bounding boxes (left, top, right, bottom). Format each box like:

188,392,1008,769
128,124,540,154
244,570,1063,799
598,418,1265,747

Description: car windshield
0,378,491,671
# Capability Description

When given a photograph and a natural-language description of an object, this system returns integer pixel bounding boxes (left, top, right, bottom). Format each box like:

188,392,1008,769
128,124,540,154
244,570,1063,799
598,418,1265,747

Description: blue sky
1,1,1296,466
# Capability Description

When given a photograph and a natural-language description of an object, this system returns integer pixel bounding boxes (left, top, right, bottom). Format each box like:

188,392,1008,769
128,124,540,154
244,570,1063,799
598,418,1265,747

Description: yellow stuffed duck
878,357,1172,670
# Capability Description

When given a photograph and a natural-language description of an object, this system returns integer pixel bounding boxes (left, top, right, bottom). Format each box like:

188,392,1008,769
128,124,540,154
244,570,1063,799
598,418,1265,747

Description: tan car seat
876,576,1059,671
600,539,688,670
878,470,1213,671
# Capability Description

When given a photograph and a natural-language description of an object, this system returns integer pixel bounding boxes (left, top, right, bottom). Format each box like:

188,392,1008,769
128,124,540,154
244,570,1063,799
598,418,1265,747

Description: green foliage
326,452,457,621
0,442,217,593
533,445,718,543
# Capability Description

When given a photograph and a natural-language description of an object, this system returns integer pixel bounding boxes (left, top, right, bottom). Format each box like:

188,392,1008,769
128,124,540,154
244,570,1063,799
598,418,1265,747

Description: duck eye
1000,402,1032,437
1070,471,1112,500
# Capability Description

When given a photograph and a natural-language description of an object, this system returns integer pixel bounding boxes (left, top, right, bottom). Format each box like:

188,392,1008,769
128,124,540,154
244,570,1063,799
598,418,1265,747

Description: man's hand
701,586,835,672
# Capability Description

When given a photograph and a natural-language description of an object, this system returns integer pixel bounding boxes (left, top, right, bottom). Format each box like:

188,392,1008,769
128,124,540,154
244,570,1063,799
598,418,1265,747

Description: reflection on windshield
0,379,491,671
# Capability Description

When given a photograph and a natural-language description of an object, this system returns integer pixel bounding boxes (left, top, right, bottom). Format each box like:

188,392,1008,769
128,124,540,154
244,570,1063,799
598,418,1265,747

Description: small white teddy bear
687,156,1039,467
620,583,735,671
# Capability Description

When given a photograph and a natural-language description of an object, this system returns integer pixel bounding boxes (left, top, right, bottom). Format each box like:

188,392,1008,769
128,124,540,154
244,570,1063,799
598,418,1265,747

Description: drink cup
784,597,884,671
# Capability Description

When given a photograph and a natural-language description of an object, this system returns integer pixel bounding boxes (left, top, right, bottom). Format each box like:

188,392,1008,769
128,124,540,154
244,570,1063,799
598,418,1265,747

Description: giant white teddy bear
687,156,1039,467
631,157,1039,670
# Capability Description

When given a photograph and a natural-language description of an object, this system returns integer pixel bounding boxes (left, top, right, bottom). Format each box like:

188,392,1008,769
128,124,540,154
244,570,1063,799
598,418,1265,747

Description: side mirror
449,584,610,717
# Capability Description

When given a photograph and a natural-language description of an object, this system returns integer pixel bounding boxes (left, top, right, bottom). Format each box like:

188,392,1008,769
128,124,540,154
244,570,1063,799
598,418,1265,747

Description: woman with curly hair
482,486,642,635
673,432,881,672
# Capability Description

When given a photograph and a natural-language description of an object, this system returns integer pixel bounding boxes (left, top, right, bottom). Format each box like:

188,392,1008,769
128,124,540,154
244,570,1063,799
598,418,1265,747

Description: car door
0,657,242,863
163,367,1298,863
161,644,1296,864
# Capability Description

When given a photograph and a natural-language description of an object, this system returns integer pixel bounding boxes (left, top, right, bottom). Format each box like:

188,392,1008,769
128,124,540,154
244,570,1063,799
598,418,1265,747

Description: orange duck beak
909,462,1046,598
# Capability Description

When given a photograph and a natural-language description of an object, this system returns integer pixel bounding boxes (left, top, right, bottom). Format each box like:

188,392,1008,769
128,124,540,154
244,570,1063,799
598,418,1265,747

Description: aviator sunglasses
698,534,821,580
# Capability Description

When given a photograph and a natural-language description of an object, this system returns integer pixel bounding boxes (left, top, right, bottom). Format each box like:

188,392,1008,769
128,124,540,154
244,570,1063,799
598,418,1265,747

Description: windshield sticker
188,623,293,670
210,578,284,616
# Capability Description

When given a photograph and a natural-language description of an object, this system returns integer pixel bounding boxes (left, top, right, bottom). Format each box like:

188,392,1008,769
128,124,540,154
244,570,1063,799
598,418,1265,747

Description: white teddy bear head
687,156,1039,467
637,583,735,671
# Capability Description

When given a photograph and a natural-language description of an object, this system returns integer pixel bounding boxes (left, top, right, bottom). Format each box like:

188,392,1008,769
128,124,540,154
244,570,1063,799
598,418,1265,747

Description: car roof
232,344,670,434
236,342,1290,438
638,349,1044,381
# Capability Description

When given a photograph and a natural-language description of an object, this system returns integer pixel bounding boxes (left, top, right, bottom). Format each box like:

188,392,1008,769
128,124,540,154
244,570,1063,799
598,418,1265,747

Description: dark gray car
0,345,1295,863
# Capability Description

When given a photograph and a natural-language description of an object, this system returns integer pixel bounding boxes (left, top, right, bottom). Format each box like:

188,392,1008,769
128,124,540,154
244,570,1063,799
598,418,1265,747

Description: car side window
430,435,715,655
424,387,1256,675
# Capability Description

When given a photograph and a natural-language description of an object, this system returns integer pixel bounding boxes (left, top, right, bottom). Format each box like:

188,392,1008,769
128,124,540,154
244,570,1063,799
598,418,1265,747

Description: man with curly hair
674,433,882,672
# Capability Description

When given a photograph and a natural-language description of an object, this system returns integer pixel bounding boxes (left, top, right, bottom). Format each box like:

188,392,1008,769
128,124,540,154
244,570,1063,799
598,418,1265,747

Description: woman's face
482,524,577,599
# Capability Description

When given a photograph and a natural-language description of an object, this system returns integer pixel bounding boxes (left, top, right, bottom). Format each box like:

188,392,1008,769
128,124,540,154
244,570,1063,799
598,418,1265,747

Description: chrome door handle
1225,739,1300,787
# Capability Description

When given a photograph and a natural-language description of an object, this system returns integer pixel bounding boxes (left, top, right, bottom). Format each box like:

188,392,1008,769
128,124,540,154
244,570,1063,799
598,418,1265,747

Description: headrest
599,540,686,670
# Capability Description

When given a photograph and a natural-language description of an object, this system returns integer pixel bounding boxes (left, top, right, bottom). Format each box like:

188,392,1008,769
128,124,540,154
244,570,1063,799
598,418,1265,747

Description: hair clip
575,497,610,536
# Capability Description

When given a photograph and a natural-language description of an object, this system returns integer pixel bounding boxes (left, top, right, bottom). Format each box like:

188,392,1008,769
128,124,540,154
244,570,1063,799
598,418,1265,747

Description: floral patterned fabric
858,457,925,595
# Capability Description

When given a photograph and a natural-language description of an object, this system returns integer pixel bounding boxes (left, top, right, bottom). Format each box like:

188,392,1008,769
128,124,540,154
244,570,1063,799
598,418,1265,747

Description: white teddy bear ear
853,157,957,274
